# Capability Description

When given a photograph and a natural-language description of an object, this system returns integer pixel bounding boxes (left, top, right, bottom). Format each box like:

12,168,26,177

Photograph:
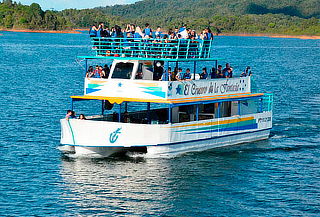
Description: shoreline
0,29,82,34
220,33,320,40
0,29,319,39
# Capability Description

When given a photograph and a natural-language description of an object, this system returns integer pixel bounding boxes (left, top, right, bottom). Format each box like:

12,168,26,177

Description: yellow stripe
71,93,264,104
71,95,170,104
135,82,160,87
88,80,108,84
169,116,254,129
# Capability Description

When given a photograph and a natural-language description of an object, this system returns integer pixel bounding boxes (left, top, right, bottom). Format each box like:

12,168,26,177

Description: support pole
147,102,151,124
118,103,121,122
260,98,263,113
85,59,88,72
218,102,221,118
168,105,172,123
238,101,241,115
70,98,74,111
193,61,197,80
196,104,199,121
101,100,105,115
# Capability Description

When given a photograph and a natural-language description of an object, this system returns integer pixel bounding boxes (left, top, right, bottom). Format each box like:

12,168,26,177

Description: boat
60,36,273,158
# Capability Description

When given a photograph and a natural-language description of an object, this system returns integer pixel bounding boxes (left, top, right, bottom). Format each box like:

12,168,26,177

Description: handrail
91,37,213,59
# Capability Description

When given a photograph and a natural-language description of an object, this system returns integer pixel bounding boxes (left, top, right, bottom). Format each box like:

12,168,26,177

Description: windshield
111,62,134,79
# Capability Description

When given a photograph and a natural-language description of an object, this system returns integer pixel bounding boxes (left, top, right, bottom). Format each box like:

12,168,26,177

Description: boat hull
60,112,272,158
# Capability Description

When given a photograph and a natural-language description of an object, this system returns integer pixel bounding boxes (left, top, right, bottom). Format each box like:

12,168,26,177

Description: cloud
18,0,139,11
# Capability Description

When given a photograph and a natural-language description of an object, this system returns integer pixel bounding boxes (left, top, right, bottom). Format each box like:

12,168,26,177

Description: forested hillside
0,0,319,35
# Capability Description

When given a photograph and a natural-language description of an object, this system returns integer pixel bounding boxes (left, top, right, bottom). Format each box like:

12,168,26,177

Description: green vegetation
0,0,319,35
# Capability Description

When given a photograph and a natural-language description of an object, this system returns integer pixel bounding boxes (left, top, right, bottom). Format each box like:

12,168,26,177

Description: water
0,32,319,216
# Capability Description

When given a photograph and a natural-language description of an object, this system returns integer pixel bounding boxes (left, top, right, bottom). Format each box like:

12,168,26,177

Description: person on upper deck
89,24,98,37
184,68,192,80
133,26,144,39
142,23,153,38
204,27,214,40
178,24,188,39
154,26,162,38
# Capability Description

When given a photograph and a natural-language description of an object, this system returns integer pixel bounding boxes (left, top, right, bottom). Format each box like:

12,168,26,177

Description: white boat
60,37,273,158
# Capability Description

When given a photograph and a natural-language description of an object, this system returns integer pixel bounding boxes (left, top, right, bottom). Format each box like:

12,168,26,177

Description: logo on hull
109,128,122,143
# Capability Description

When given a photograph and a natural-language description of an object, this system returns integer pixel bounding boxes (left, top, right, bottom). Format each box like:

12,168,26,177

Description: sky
17,0,140,11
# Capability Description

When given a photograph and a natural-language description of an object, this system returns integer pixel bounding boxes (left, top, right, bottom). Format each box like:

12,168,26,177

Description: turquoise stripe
67,120,76,145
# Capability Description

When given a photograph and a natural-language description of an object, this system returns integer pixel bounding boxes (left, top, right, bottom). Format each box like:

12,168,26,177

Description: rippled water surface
0,32,319,216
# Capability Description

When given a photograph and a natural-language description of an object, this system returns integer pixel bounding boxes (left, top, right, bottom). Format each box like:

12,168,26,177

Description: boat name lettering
181,81,241,96
258,117,271,123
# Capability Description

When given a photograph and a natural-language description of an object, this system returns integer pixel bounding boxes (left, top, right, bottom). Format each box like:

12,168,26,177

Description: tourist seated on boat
86,66,94,78
176,68,184,81
184,68,192,80
216,65,224,78
240,66,251,77
225,68,233,78
135,71,143,79
79,114,86,120
222,63,233,78
103,64,110,78
200,67,208,79
160,67,172,81
171,67,178,81
66,110,76,120
142,23,152,37
210,67,217,79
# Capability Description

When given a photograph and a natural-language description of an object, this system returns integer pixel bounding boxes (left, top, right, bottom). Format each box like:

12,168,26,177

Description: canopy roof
71,92,264,105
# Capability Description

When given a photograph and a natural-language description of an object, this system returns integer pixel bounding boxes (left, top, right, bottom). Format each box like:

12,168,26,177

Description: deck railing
91,37,213,59
262,93,273,112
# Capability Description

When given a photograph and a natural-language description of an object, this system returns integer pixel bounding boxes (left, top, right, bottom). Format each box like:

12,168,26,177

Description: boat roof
71,92,265,105
77,55,223,62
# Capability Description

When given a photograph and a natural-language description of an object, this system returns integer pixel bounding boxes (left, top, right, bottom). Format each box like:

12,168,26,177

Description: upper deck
90,37,213,60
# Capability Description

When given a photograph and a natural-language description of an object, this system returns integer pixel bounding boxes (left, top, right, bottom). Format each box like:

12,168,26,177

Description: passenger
102,64,110,78
92,65,101,78
79,114,86,120
66,110,76,120
86,66,94,78
176,68,184,81
200,67,208,79
178,24,188,39
135,71,143,79
133,26,144,38
226,68,233,78
154,26,162,38
217,65,224,78
210,67,218,79
96,22,105,37
184,68,192,80
89,24,98,37
160,67,172,81
101,26,110,37
172,67,178,81
204,27,214,40
241,66,251,77
222,63,233,78
142,23,153,37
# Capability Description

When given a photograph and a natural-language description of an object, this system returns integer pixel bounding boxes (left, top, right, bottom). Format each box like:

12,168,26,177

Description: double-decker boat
60,37,273,158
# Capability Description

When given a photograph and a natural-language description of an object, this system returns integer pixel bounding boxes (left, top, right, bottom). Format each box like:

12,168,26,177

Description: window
111,62,134,79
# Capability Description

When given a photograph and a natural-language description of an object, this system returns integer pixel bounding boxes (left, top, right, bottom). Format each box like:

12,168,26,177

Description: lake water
0,32,319,216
